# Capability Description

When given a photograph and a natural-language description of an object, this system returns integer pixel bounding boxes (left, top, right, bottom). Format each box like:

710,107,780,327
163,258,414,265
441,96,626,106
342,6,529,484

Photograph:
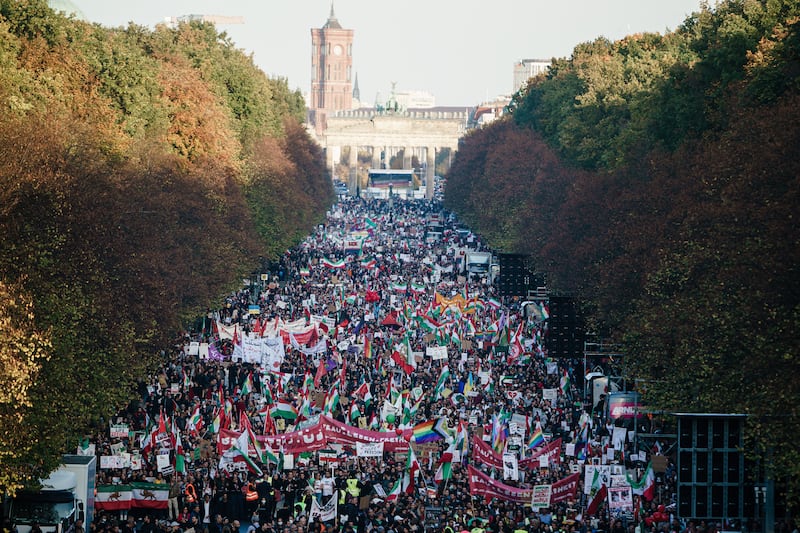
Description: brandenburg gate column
402,147,412,170
371,147,380,169
348,145,359,194
326,146,337,178
426,145,436,200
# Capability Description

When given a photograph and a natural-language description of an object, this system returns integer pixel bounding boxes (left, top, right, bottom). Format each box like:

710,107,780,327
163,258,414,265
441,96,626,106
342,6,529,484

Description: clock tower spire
310,4,354,133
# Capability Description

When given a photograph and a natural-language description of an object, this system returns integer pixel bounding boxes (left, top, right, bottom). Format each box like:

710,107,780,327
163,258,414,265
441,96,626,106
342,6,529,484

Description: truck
9,455,96,533
465,251,492,275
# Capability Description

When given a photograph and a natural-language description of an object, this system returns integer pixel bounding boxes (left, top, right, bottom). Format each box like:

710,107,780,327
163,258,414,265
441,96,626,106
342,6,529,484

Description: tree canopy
0,0,333,493
445,0,800,509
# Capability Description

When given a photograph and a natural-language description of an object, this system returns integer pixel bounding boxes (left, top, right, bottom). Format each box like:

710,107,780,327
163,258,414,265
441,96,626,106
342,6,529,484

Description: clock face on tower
333,44,343,56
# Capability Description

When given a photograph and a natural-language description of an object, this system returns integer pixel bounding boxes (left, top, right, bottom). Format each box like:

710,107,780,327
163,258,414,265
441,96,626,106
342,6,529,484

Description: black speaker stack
544,296,584,358
496,253,543,297
676,413,746,522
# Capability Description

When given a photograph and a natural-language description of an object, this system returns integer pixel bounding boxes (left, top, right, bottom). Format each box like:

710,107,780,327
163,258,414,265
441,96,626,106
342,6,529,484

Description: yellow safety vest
346,478,360,497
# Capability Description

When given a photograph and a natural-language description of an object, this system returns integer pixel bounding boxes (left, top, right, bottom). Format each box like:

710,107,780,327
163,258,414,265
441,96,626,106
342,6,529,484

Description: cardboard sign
426,346,448,360
110,424,130,439
531,485,552,509
356,442,384,457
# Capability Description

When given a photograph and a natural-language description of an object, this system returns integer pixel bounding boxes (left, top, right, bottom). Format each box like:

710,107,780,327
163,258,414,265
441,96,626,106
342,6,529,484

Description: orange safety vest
245,483,258,502
184,483,197,504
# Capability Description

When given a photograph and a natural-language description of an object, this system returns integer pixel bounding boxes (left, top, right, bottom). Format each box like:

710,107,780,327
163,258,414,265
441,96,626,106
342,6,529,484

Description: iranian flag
349,402,361,423
240,372,254,396
321,257,346,269
410,282,426,295
586,469,608,517
390,282,408,293
401,447,421,494
354,381,369,399
96,485,132,511
628,461,656,501
559,369,571,395
434,450,454,484
187,405,203,436
131,482,169,510
299,267,310,276
415,315,440,333
270,401,299,420
211,408,222,434
219,431,263,476
434,365,450,400
386,478,402,502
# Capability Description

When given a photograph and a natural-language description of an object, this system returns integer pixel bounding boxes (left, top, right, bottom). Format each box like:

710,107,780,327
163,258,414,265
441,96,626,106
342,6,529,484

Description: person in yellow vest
345,474,365,499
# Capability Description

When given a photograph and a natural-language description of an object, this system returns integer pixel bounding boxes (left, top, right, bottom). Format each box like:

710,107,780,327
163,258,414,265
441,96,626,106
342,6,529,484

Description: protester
86,194,673,533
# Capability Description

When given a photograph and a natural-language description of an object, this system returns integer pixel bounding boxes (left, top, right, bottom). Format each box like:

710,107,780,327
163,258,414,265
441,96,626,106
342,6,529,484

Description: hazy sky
71,0,703,107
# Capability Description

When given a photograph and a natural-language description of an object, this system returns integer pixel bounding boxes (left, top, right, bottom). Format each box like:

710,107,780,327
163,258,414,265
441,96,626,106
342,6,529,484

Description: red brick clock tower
310,4,354,133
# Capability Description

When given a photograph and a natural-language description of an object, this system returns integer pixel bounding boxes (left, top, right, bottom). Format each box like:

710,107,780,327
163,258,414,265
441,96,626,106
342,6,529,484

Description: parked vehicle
9,455,96,533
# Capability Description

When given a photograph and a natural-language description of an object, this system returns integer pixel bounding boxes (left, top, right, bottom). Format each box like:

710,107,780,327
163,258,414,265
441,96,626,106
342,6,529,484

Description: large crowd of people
87,194,687,533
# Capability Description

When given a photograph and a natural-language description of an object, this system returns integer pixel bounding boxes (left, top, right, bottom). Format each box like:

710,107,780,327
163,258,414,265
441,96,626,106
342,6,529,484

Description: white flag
309,494,338,522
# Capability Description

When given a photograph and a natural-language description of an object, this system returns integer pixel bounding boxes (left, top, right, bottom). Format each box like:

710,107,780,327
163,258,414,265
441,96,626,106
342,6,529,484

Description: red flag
262,410,275,436
340,354,348,386
314,359,327,387
391,350,414,375
232,325,240,347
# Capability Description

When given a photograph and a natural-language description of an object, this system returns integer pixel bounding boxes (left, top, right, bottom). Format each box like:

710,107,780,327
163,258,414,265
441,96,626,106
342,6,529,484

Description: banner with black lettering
309,494,337,522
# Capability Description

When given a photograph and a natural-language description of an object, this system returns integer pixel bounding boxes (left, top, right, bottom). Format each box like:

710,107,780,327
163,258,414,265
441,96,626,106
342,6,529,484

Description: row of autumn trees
446,0,800,509
0,0,334,493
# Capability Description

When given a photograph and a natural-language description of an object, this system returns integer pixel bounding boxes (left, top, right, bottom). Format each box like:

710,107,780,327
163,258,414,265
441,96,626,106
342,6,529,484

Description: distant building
470,95,512,128
47,0,85,20
163,15,245,28
309,5,354,134
513,58,551,94
394,90,436,109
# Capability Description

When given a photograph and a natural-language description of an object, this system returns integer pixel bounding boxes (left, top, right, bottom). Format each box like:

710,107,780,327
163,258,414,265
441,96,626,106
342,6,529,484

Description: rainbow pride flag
412,419,444,443
527,424,545,450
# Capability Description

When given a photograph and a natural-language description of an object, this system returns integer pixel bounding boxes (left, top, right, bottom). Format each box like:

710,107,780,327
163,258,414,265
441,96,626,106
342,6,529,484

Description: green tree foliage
0,0,332,492
447,0,800,509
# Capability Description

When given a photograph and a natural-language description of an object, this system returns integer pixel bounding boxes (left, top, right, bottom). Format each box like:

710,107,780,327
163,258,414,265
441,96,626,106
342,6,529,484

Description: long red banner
549,472,581,505
471,435,562,470
467,465,533,504
255,415,409,454
467,466,581,505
